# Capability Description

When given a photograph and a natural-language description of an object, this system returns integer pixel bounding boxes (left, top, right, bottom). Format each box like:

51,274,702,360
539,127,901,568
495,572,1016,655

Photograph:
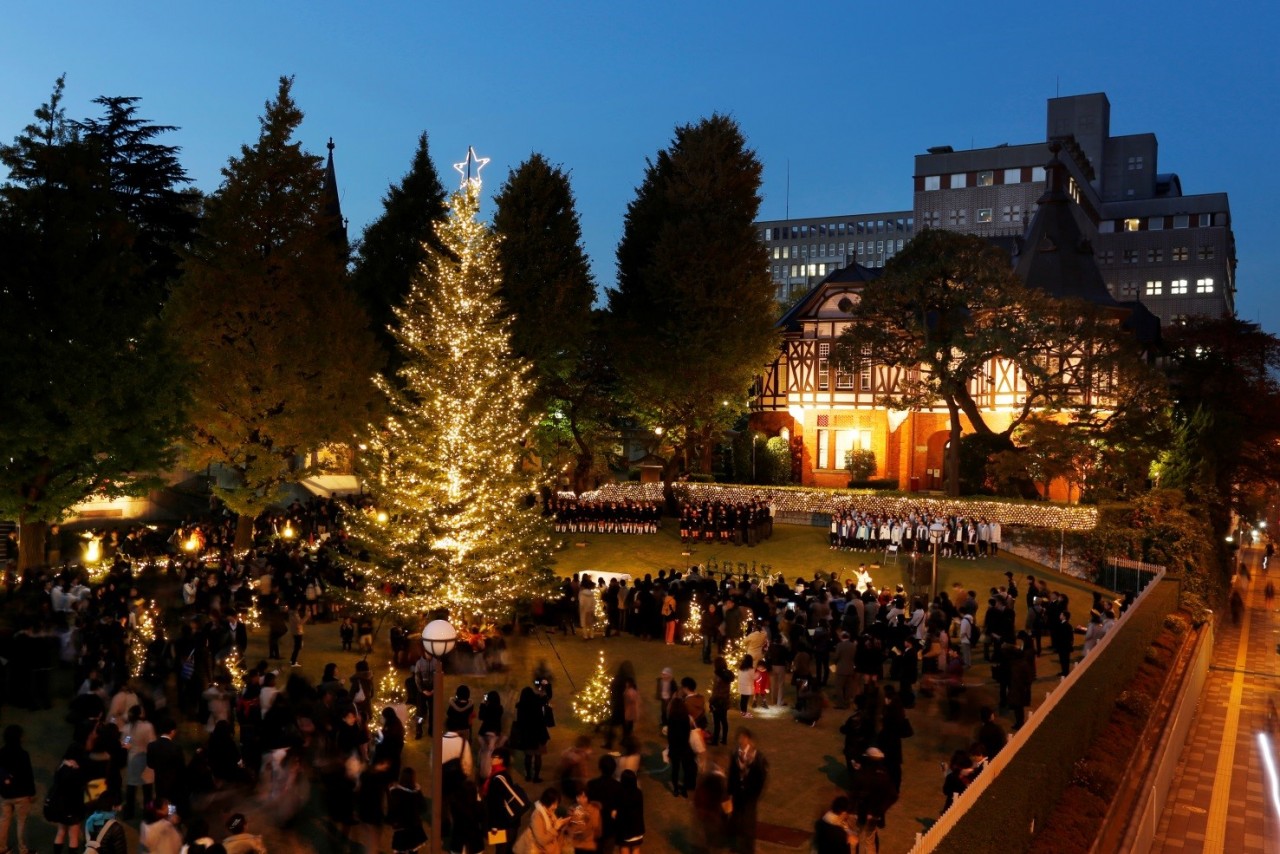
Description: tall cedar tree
0,79,190,569
491,154,606,489
350,132,450,371
609,115,779,503
166,77,380,549
833,228,1164,497
341,178,554,622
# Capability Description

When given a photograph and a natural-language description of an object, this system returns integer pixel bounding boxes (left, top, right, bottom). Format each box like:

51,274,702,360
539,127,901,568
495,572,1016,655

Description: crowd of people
827,508,1002,558
550,562,1127,852
678,500,774,547
545,498,662,536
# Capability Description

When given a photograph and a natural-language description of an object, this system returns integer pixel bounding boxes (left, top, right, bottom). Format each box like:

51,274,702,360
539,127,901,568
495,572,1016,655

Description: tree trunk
945,399,963,497
17,519,46,572
661,457,681,516
571,451,594,495
234,513,257,552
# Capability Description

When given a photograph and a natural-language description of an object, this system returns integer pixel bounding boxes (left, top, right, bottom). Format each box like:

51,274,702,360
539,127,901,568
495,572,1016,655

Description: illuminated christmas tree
683,595,702,646
573,650,612,725
343,148,555,622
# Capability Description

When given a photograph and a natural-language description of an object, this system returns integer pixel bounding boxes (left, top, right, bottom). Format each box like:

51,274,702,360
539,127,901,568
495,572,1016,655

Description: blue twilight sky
2,1,1276,330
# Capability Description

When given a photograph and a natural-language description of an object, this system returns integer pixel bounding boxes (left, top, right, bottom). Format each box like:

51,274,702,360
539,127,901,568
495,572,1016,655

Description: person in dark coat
728,729,767,854
849,747,897,854
511,686,550,782
1051,610,1075,678
587,755,622,853
877,685,908,792
666,695,696,798
615,769,645,853
1008,636,1036,730
145,719,185,812
46,745,88,853
0,725,35,853
811,795,854,854
484,748,528,854
387,766,428,853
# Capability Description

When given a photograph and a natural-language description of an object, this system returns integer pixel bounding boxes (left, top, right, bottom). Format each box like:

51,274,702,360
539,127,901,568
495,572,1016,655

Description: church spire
322,137,348,251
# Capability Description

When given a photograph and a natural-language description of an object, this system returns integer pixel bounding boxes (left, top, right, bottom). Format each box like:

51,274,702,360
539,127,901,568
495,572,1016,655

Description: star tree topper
453,145,490,189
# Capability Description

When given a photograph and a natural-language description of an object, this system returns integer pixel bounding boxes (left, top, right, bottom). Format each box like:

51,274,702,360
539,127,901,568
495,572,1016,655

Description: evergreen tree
0,78,188,569
492,154,606,489
573,651,612,725
609,115,780,503
350,132,450,369
165,77,380,549
341,172,554,622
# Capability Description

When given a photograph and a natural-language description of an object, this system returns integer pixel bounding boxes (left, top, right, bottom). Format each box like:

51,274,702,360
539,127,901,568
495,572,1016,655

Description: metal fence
1102,556,1165,595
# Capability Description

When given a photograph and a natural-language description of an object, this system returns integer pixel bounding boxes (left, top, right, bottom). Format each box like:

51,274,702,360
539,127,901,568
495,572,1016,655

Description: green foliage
761,437,792,485
958,433,1006,495
350,131,450,371
608,114,780,490
166,77,380,523
492,155,611,491
0,78,189,552
844,448,876,481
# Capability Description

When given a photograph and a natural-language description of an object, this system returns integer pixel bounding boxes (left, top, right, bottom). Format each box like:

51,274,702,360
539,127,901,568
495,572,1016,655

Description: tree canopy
0,78,190,568
608,114,779,497
165,77,380,545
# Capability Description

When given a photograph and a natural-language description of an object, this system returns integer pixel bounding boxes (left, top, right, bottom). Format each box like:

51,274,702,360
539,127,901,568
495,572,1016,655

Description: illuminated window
816,430,829,468
859,344,872,391
977,171,994,187
818,343,830,390
977,208,993,224
1173,246,1189,261
763,228,773,241
1124,219,1140,232
1145,280,1163,296
1196,278,1215,293
1171,279,1188,294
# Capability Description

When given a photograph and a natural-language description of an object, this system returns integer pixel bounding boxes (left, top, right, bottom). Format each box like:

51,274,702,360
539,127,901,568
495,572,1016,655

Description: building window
948,209,967,226
1147,248,1163,263
1145,280,1163,296
1173,215,1189,229
923,211,941,228
1124,218,1140,232
818,343,830,390
1171,279,1188,294
1198,246,1216,261
949,174,966,189
1173,246,1189,261
816,430,829,469
924,175,941,191
977,208,993,224
857,242,864,255
1120,282,1138,298
1100,250,1115,265
1127,155,1144,171
977,170,994,187
807,264,817,277
1124,249,1140,264
1196,278,1215,293
1032,166,1046,182
1148,217,1164,231
1004,168,1020,184
1000,205,1023,223
1199,213,1212,227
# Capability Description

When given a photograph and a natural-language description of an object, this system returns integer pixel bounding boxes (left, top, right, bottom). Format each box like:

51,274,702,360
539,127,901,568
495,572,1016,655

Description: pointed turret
321,137,348,252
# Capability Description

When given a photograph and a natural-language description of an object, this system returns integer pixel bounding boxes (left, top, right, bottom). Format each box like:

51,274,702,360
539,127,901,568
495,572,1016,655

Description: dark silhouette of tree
609,114,779,505
0,78,189,568
350,132,450,371
166,77,380,550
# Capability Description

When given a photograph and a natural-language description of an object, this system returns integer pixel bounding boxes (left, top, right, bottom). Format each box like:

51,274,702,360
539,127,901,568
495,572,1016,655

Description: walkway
1153,548,1279,854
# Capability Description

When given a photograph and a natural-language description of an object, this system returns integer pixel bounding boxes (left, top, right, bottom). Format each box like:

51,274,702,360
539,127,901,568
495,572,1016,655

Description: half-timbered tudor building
750,144,1160,497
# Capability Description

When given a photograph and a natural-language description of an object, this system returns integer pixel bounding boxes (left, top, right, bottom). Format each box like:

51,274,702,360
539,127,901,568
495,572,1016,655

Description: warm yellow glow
376,510,389,524
282,523,295,540
183,535,199,553
85,537,102,564
573,651,612,725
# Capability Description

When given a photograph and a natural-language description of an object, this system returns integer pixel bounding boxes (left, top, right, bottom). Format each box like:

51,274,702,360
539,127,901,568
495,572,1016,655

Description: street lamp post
929,521,946,605
422,619,457,854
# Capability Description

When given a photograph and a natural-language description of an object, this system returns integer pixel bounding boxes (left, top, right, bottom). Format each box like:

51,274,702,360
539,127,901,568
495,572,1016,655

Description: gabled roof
776,262,882,333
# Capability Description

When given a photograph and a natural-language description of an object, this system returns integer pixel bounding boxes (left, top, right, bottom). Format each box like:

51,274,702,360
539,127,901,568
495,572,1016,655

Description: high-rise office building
756,211,914,304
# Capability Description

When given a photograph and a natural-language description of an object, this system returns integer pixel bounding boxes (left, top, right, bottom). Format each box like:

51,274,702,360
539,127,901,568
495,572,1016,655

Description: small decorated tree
573,650,612,726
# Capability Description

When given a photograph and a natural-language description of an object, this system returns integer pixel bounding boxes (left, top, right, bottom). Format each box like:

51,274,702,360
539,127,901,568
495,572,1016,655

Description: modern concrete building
756,211,914,304
913,93,1236,323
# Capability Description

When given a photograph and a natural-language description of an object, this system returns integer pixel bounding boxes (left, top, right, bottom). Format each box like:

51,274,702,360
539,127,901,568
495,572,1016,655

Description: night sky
2,1,1273,330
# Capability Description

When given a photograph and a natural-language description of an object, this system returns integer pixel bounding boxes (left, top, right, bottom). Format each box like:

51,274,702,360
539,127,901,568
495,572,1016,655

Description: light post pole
422,619,457,854
929,521,945,605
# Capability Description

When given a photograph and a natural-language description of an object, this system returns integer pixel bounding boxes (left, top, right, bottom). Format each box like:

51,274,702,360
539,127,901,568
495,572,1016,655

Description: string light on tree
340,149,555,623
684,595,702,647
573,650,612,726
